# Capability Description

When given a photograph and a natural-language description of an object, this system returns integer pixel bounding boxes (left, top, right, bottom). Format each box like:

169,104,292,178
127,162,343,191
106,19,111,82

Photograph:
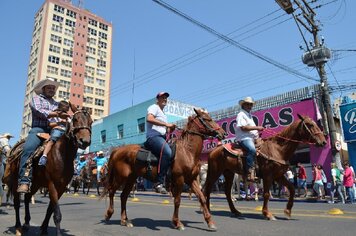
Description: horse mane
265,119,301,143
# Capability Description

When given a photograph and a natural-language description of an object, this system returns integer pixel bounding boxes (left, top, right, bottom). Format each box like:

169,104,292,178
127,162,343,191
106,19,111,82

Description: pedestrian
342,161,355,204
318,164,327,199
297,162,308,197
144,92,176,194
312,163,324,200
235,96,264,181
17,78,69,193
0,133,14,204
329,162,345,204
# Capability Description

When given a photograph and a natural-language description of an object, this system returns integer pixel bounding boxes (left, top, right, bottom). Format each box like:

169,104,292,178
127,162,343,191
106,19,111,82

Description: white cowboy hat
1,133,14,138
97,151,104,155
238,97,255,106
33,78,59,95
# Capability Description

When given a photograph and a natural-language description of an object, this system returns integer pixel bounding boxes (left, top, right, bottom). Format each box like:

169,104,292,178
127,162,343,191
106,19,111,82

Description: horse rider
0,133,14,203
76,155,88,174
17,78,70,193
144,92,176,194
93,151,108,183
235,97,264,181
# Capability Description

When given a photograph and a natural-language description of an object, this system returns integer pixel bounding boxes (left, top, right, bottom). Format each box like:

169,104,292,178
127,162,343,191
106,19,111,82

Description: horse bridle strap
66,110,92,139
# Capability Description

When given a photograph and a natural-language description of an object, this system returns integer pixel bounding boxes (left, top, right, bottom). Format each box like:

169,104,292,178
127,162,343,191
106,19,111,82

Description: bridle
184,114,222,139
300,119,323,144
66,110,92,140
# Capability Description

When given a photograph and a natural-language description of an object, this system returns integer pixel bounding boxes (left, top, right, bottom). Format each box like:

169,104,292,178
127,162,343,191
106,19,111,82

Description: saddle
223,138,263,157
135,142,176,181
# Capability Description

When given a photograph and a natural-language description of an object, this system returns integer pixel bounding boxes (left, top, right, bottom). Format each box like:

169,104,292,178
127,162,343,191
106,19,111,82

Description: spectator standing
329,162,345,204
297,163,308,197
312,164,324,200
318,165,328,199
343,161,355,204
0,133,14,204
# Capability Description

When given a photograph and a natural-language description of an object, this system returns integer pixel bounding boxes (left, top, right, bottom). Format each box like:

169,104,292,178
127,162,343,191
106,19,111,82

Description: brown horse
5,104,92,236
101,108,226,231
204,114,327,220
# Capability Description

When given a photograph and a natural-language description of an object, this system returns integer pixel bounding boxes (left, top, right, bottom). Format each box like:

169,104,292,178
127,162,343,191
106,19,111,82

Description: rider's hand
58,112,70,119
166,123,176,132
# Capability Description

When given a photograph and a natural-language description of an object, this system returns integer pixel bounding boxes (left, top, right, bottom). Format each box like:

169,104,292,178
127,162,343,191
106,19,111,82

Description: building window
88,18,98,27
62,48,73,57
59,80,70,89
83,96,93,104
47,65,58,75
51,24,62,33
66,9,76,18
97,59,106,68
63,38,74,47
101,130,106,143
54,5,65,13
95,98,104,106
84,86,94,94
50,34,62,44
99,22,108,31
137,117,145,133
49,44,60,53
65,19,76,28
98,41,107,49
84,75,94,84
95,88,105,96
99,31,107,40
53,14,64,23
88,27,97,36
60,69,72,78
96,78,105,87
48,55,60,64
117,124,124,139
94,109,104,116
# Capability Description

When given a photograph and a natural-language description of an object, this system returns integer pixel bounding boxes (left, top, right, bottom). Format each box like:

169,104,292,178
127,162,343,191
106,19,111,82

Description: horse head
297,114,327,147
66,103,93,149
186,108,226,140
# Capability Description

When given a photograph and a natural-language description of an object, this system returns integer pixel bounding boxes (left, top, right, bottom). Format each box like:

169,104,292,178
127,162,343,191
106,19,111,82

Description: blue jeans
346,186,355,203
50,127,65,142
18,127,49,184
239,138,256,170
330,182,345,203
145,135,172,184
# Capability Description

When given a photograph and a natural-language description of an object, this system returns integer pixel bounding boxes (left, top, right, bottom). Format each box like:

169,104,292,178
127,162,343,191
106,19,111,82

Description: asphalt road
1,191,356,236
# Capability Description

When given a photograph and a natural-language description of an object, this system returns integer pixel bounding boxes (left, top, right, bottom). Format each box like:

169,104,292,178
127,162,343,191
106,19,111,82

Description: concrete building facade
21,0,112,137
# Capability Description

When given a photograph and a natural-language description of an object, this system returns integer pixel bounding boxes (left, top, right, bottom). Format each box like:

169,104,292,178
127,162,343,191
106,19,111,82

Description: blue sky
0,0,355,145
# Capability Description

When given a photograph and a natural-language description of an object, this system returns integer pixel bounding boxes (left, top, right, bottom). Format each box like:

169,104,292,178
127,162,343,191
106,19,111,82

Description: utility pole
276,0,342,167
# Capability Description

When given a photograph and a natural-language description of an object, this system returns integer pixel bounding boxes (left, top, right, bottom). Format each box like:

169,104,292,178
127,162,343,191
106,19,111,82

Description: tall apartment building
21,0,112,137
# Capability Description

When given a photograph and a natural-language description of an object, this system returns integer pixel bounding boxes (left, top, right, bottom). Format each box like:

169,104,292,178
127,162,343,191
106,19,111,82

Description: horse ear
297,113,304,121
69,101,78,113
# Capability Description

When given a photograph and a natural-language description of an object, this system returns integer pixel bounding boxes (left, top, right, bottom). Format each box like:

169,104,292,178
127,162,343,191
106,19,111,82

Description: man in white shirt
235,97,264,181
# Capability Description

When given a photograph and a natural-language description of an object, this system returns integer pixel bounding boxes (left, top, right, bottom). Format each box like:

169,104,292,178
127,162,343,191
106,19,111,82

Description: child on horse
38,100,70,166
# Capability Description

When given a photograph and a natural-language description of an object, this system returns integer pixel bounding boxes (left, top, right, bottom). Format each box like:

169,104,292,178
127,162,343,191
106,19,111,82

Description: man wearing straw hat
235,97,264,181
0,132,14,203
17,78,69,193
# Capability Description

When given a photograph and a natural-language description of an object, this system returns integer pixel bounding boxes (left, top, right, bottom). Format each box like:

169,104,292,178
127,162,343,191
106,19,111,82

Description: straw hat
97,151,104,155
1,133,14,138
238,97,255,106
33,78,59,95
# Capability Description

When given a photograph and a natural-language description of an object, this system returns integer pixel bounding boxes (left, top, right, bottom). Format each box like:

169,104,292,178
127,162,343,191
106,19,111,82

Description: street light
275,0,294,14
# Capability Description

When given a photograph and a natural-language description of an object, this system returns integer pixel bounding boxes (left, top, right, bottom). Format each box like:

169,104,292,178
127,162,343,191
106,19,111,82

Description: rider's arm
31,96,59,119
147,113,176,129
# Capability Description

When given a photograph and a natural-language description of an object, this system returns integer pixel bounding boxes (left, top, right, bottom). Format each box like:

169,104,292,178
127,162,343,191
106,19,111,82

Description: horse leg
104,188,116,221
262,178,275,220
191,179,217,231
120,179,135,227
204,164,222,211
223,171,241,216
41,182,64,236
23,193,32,231
13,192,22,236
279,176,295,219
170,178,185,230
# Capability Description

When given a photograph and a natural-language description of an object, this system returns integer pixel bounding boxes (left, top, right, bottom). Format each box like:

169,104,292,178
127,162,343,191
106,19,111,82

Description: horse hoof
121,220,133,227
208,222,217,231
284,210,291,219
15,229,22,236
172,222,185,231
232,211,242,217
